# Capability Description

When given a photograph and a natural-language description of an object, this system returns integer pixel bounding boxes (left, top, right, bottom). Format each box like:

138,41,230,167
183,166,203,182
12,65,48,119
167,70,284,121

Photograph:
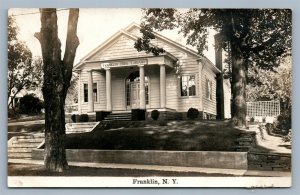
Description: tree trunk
231,41,247,127
35,8,79,172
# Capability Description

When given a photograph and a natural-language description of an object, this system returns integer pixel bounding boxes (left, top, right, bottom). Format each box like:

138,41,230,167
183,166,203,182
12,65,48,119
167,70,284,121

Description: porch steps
103,113,132,121
8,134,45,159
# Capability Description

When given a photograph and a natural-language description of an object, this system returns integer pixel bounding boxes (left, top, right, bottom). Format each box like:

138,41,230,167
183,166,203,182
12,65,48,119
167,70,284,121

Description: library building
73,23,231,121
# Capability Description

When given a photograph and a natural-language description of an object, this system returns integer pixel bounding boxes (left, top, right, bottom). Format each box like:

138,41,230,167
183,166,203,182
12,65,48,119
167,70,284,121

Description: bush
187,107,199,120
151,110,160,120
78,114,89,122
19,94,44,114
276,110,291,132
71,114,77,123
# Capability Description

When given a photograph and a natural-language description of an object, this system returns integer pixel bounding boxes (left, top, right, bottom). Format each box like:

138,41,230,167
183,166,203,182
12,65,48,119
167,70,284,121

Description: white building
74,23,230,120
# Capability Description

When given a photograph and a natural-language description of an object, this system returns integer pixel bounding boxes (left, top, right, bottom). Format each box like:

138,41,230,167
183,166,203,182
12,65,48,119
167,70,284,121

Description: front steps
103,112,132,121
8,134,44,159
65,122,99,134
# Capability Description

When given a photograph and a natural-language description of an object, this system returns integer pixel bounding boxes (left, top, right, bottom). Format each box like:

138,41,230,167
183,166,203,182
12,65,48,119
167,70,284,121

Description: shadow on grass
66,121,272,152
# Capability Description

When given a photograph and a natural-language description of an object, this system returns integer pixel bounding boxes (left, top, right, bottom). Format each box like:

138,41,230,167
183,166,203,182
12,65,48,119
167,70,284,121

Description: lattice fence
246,101,280,117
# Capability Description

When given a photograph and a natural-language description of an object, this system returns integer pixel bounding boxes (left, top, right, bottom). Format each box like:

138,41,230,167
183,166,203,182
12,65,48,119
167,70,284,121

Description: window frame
83,83,88,103
179,74,197,97
205,78,213,100
83,82,99,103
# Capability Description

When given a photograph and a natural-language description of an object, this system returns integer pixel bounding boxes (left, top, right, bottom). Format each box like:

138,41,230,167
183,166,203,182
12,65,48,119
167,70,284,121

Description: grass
66,120,249,151
8,163,230,176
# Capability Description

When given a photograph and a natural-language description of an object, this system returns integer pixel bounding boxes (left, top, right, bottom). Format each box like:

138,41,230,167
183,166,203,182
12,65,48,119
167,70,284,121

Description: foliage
275,110,291,132
151,110,160,120
134,9,291,127
19,94,44,114
246,57,292,105
187,107,199,120
79,114,89,122
71,114,77,123
65,73,79,105
8,16,43,108
282,130,291,143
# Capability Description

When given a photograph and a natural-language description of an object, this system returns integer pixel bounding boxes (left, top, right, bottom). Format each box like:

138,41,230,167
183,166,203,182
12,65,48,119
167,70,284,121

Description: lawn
8,163,229,176
66,120,253,151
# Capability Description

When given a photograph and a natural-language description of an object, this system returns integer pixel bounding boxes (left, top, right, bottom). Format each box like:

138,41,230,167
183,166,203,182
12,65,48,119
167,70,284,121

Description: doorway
125,71,149,110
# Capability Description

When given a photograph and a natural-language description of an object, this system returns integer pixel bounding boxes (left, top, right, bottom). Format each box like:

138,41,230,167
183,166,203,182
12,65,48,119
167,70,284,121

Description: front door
130,83,140,109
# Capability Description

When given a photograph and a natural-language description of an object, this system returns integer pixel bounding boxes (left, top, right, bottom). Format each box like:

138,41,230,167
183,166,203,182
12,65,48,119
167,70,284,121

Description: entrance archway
125,71,149,109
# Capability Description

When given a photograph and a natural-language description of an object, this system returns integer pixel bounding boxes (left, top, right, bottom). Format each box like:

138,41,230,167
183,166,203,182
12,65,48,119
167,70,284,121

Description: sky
8,8,216,65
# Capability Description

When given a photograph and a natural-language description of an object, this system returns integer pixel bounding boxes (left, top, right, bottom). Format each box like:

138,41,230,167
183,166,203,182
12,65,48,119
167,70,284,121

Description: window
180,75,196,97
93,83,97,102
84,84,88,102
206,79,213,100
83,83,98,102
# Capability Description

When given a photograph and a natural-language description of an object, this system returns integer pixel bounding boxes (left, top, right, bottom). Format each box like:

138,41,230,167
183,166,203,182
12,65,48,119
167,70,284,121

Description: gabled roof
74,23,220,73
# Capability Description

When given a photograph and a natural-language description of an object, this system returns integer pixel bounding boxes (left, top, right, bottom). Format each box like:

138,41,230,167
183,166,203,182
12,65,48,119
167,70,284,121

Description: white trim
74,23,219,73
178,74,198,98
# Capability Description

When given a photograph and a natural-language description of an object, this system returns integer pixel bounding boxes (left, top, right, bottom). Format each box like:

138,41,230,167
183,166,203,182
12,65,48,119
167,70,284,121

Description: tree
134,9,291,127
8,16,42,109
35,8,79,172
246,56,292,108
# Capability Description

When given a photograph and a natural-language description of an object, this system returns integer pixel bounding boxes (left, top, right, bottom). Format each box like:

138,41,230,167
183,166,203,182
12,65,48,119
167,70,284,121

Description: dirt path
252,125,291,154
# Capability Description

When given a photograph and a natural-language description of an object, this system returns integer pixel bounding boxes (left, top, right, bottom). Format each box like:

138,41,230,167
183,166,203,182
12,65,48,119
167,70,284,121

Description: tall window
84,84,88,102
206,79,213,100
180,75,196,97
83,83,98,102
93,83,97,102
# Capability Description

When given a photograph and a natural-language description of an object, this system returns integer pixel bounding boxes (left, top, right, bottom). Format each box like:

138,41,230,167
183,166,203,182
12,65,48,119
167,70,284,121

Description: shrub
71,114,77,123
282,130,292,143
187,107,199,120
276,110,291,132
151,110,160,120
19,94,44,114
78,114,89,122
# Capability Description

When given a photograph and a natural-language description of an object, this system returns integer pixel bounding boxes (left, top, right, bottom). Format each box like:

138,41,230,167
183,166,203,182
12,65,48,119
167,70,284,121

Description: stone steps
8,134,44,159
66,122,98,134
104,113,132,121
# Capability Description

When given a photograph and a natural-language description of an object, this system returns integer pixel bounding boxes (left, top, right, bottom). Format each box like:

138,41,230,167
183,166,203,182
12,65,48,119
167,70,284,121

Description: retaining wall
248,152,291,171
32,149,248,170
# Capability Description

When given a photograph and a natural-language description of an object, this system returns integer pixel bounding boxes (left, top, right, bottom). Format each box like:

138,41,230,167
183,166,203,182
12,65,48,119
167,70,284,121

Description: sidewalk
8,158,291,177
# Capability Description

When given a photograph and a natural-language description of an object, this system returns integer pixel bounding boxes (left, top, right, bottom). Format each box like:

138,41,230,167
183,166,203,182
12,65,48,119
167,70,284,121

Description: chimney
214,33,225,119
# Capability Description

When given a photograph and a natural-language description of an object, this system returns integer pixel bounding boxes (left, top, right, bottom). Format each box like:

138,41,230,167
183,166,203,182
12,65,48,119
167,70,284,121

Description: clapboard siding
202,65,217,115
79,68,107,113
90,35,152,61
77,25,218,115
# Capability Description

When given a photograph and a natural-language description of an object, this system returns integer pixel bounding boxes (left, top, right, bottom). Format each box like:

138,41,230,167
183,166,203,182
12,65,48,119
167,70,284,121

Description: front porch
84,107,182,122
77,54,178,115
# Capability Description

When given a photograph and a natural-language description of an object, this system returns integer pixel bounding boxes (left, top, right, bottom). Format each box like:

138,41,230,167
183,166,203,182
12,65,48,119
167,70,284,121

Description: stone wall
32,149,248,170
248,152,291,171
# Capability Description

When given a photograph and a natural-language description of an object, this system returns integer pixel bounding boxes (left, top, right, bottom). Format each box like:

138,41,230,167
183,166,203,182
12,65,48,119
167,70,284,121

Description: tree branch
62,8,80,93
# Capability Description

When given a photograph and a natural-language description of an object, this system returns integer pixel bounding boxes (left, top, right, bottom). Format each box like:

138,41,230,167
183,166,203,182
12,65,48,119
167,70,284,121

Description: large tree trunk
231,41,247,127
35,8,79,172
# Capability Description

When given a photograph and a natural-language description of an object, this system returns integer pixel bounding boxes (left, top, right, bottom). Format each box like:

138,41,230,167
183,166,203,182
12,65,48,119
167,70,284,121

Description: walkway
8,158,291,177
249,125,291,154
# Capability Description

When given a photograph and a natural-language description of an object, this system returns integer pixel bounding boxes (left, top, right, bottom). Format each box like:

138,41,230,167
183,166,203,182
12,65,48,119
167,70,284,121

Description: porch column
139,65,146,109
87,70,94,112
106,68,112,111
77,70,82,114
160,64,166,108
